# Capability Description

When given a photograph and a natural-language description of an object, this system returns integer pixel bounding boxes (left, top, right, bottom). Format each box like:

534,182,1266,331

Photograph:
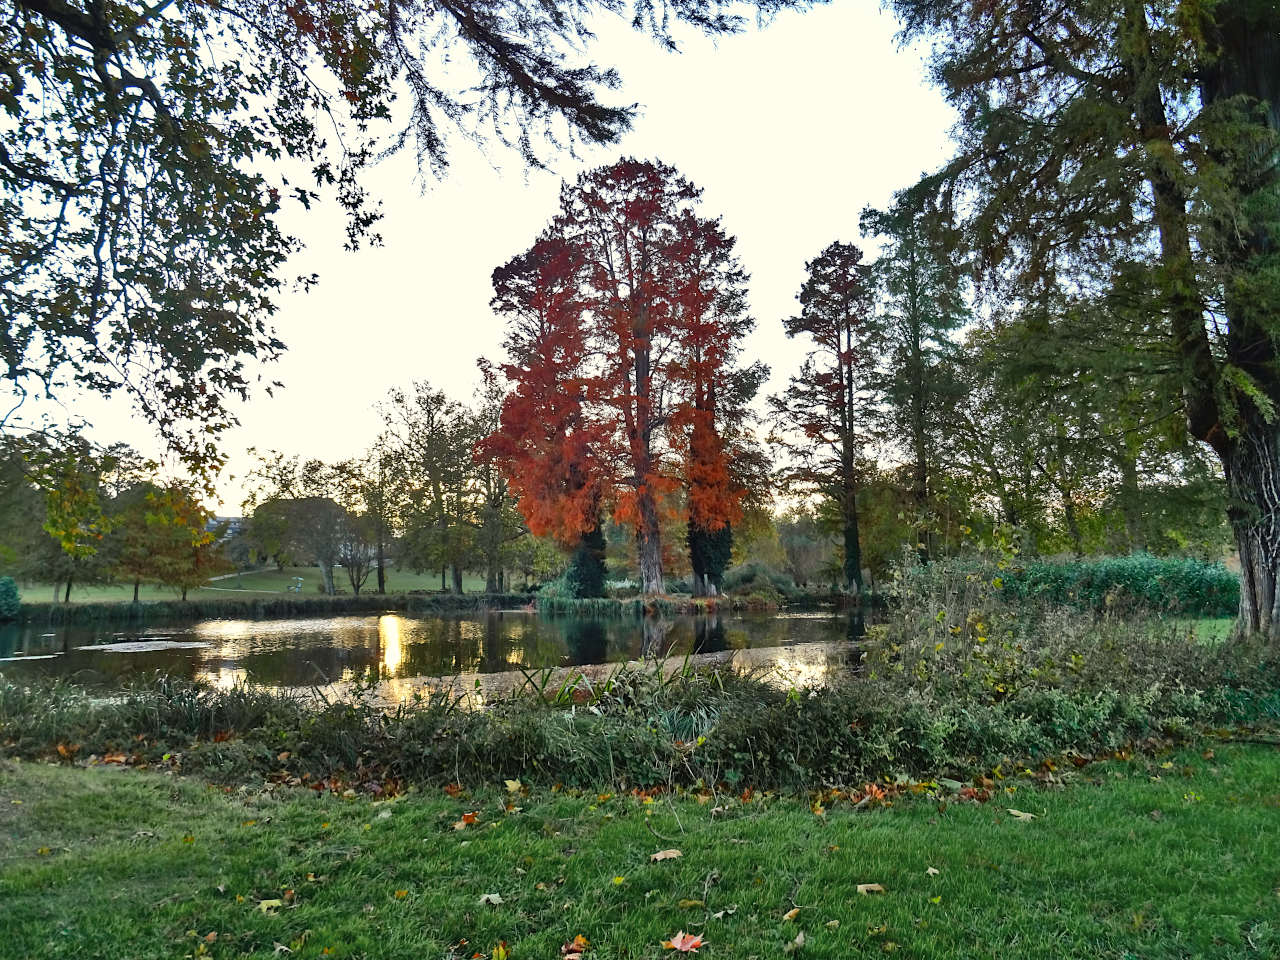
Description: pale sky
59,3,956,511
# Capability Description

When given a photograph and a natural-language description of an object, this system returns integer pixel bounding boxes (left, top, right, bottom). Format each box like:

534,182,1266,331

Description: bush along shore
4,560,1277,792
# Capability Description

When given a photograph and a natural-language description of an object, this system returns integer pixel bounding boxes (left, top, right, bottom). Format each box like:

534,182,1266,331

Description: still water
0,611,865,700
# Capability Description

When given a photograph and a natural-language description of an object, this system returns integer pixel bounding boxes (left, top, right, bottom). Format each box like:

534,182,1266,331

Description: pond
0,610,867,703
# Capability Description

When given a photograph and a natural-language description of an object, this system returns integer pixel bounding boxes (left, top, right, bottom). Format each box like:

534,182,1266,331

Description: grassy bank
3,743,1279,959
13,567,495,604
16,591,535,625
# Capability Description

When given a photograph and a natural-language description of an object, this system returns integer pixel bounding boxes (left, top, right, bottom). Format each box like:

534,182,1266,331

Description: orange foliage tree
484,159,756,595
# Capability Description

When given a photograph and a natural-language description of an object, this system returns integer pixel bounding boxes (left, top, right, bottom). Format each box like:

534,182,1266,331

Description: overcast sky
68,3,956,511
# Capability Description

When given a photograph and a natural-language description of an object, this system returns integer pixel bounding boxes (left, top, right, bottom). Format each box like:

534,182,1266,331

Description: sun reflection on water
379,614,405,676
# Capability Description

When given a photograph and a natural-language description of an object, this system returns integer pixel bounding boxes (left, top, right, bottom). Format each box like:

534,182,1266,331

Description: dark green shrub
0,577,18,620
1001,554,1239,616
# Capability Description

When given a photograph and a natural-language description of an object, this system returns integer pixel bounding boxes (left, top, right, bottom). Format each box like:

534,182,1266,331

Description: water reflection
0,610,865,700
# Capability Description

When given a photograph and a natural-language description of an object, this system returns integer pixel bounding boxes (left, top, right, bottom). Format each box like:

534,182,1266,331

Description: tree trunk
64,578,72,603
181,585,188,601
485,564,498,593
132,579,140,603
1223,406,1280,635
321,563,335,596
1198,2,1280,638
451,565,464,595
691,571,706,598
441,567,446,591
375,535,386,594
636,498,664,595
841,456,863,594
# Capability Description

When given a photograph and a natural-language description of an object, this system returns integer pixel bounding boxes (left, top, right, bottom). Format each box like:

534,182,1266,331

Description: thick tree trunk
636,490,664,595
181,585,188,601
637,523,664,595
1199,3,1280,638
691,571,706,598
485,565,498,593
320,563,335,596
451,565,464,595
1224,408,1280,636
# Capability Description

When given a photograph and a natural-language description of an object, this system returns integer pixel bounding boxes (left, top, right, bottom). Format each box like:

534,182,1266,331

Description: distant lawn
14,567,496,605
1,743,1278,959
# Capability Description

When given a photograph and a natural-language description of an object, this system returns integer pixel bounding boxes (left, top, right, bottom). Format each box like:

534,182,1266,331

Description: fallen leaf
479,892,504,906
856,884,885,896
824,920,839,929
394,889,408,899
678,899,705,909
505,779,523,794
492,943,510,960
783,930,805,954
204,932,218,943
651,848,683,862
925,867,940,876
783,907,801,921
612,876,626,886
662,931,704,952
1007,809,1036,822
257,899,283,914
561,934,590,955
454,811,480,830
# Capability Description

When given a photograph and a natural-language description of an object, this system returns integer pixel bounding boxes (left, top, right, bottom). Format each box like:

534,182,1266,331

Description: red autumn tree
480,235,612,595
668,215,758,596
484,159,755,595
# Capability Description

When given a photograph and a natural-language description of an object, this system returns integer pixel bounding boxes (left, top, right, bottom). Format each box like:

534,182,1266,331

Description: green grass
2,744,1278,959
14,567,494,604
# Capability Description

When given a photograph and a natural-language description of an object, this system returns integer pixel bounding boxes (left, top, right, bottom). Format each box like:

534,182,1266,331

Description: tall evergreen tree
861,191,967,558
769,241,882,593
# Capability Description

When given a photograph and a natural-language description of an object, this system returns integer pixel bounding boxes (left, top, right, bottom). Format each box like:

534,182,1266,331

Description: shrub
0,577,18,620
946,553,1239,617
723,562,796,599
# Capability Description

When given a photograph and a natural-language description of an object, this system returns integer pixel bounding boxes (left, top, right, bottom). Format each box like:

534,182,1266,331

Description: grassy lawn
2,744,1278,959
14,567,494,604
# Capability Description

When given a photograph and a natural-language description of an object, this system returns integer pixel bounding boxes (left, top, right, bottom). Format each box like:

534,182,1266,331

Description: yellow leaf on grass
678,899,705,909
257,899,283,914
925,867,940,876
612,876,626,885
783,907,801,921
505,779,523,793
825,920,840,929
856,883,885,896
651,848,683,862
1007,809,1036,822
